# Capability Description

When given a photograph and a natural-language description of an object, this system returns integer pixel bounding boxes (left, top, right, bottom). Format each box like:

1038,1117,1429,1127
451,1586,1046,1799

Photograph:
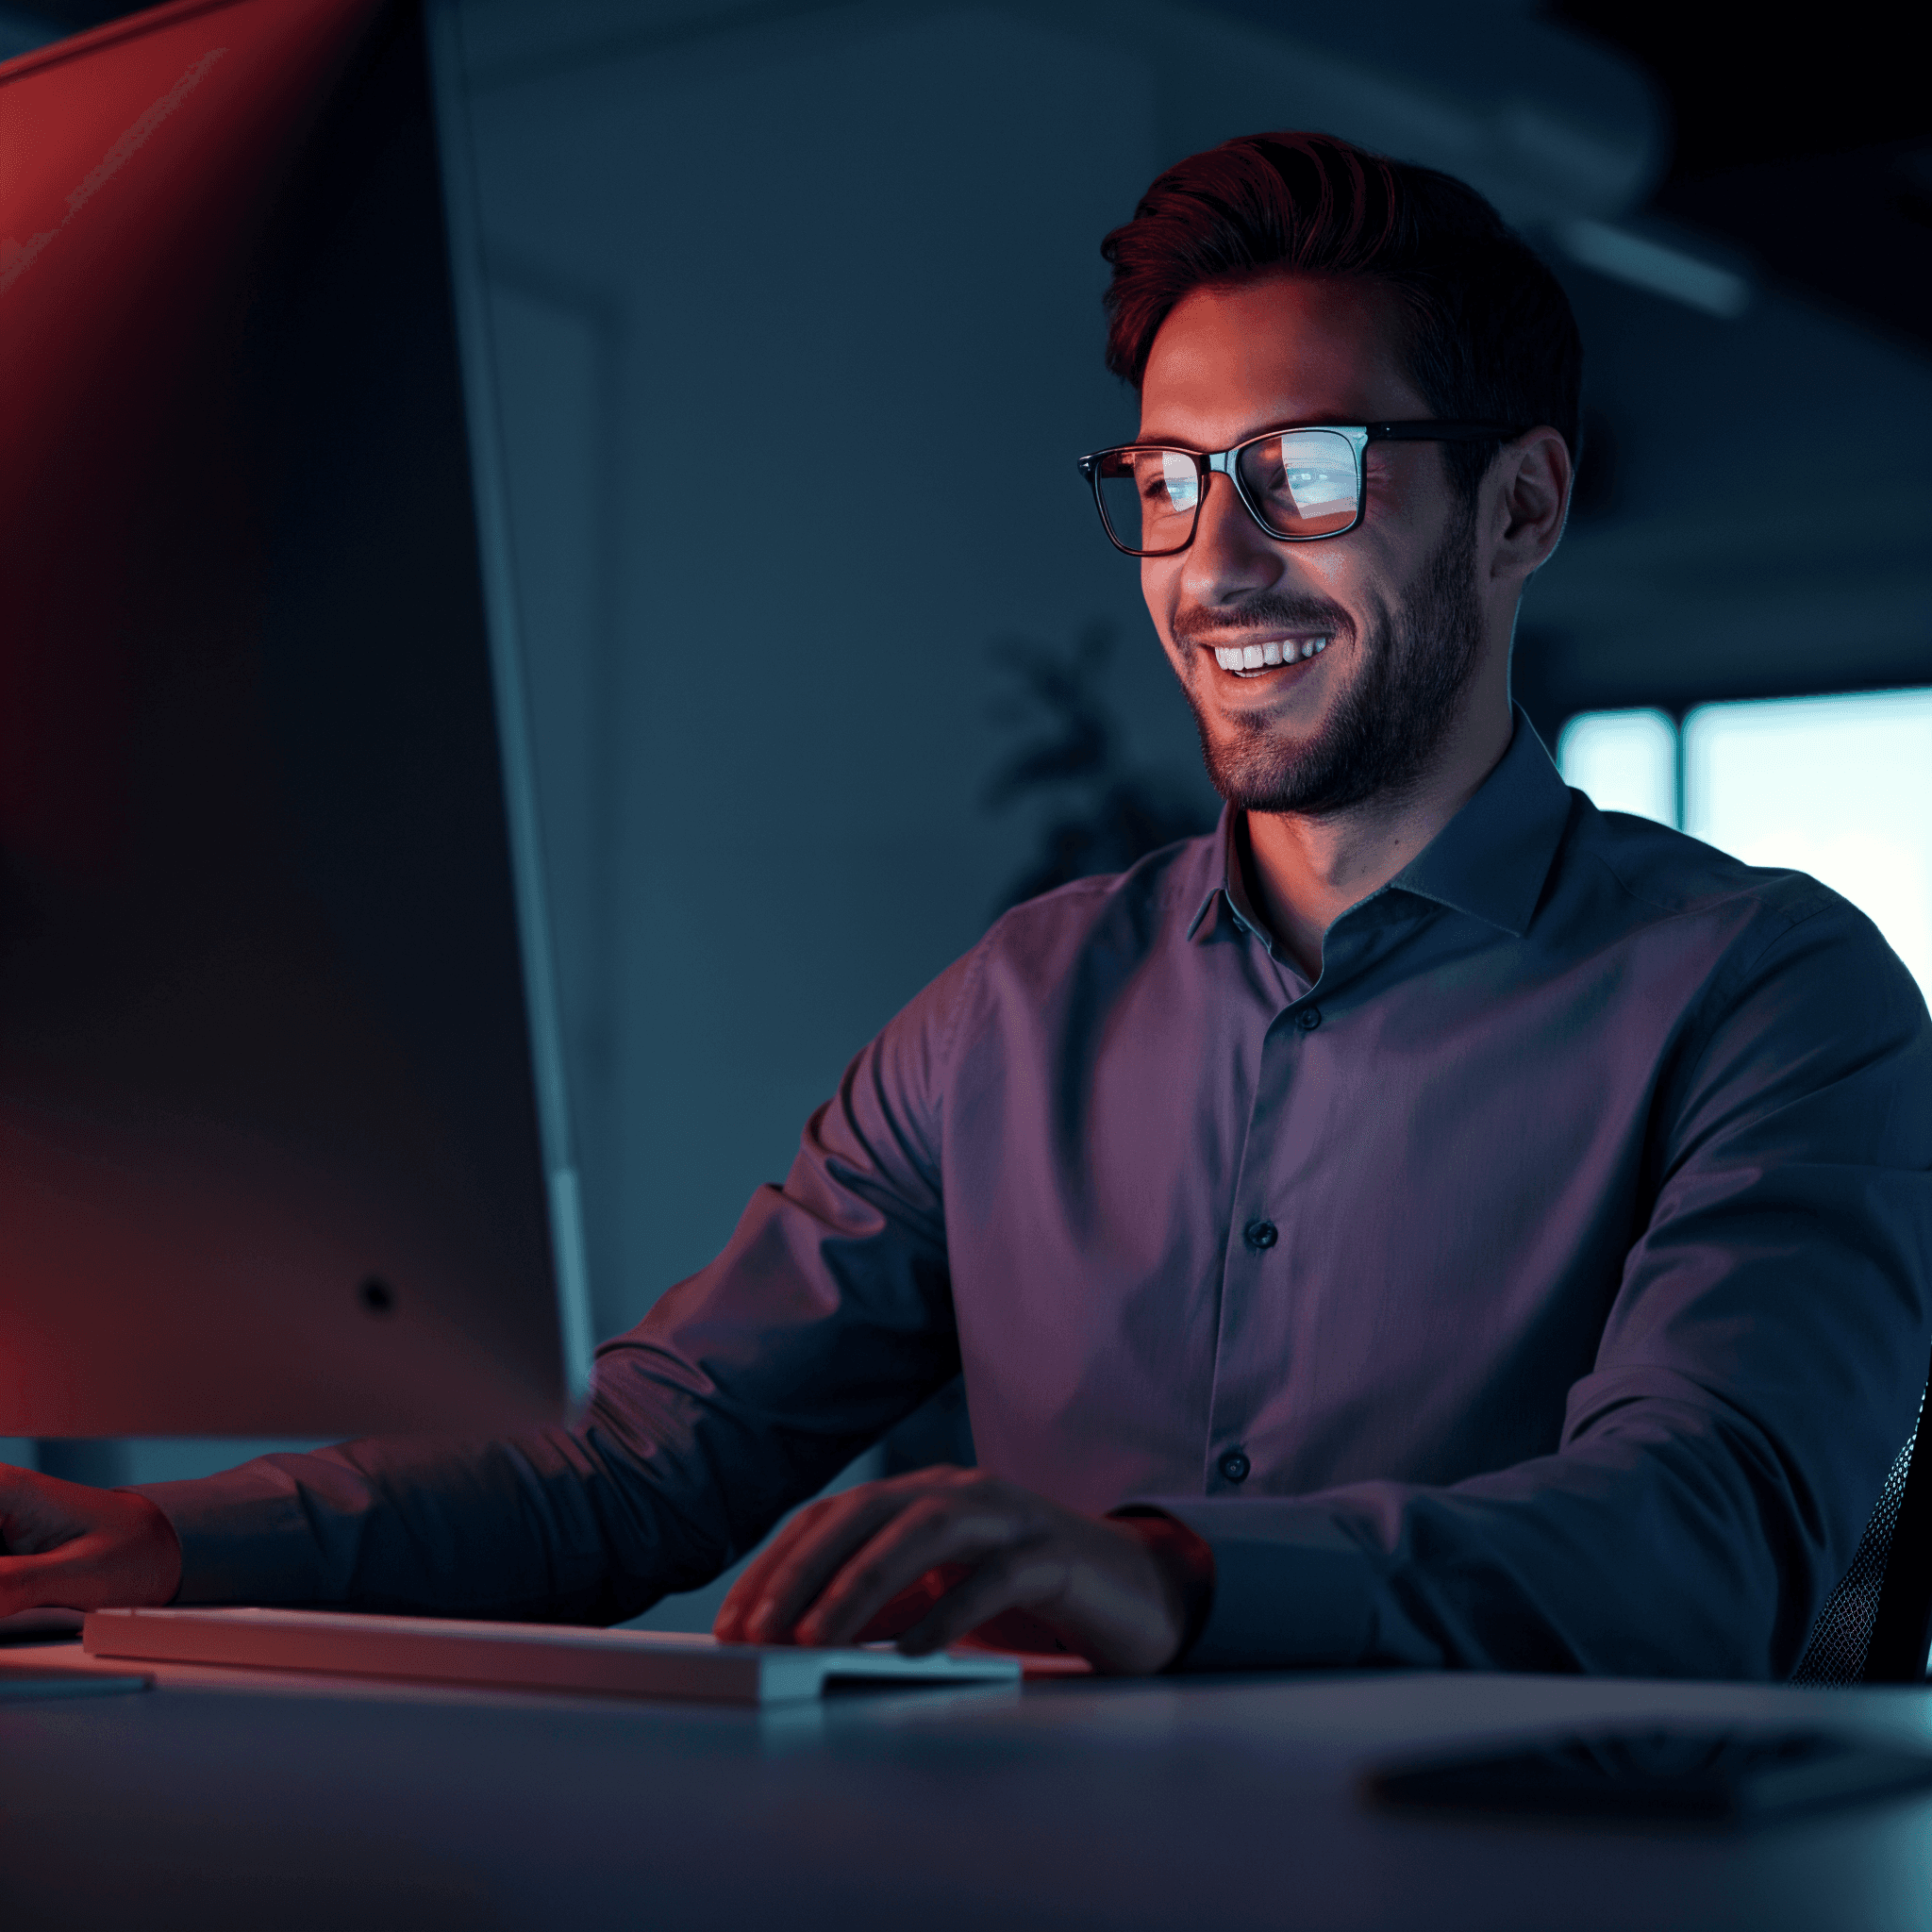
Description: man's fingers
0,1542,98,1617
713,1492,850,1641
718,1479,942,1643
713,1476,1188,1675
793,1493,1024,1647
890,1545,1065,1657
849,1562,973,1643
0,1481,181,1615
0,1552,57,1619
0,1532,143,1616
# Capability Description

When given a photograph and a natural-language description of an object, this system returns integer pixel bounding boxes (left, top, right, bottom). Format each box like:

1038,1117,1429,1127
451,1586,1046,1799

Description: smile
1212,636,1330,675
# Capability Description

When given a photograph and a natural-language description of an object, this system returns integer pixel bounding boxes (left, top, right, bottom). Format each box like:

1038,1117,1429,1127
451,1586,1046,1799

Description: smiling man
5,133,1931,1680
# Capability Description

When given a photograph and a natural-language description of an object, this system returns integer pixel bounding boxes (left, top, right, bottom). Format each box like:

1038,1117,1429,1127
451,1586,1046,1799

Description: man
5,132,1929,1677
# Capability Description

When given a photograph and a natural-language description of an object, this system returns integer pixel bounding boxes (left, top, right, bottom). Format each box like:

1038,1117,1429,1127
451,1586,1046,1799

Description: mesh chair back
1791,1363,1932,1686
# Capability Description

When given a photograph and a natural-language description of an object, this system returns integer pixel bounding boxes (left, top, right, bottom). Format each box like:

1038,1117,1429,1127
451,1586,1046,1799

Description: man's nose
1178,470,1282,608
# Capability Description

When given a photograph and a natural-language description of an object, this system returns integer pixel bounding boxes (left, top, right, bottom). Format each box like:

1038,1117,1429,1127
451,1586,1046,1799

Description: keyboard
83,1605,1025,1704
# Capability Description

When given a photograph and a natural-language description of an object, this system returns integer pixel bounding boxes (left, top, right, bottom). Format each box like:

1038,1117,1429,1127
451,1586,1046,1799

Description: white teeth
1213,636,1330,674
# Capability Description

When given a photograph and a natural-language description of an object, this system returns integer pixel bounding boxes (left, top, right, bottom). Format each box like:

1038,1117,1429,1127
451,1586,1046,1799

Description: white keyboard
83,1606,1024,1704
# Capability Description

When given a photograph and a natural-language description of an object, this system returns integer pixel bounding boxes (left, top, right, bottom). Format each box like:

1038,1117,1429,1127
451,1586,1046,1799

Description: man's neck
1240,708,1514,981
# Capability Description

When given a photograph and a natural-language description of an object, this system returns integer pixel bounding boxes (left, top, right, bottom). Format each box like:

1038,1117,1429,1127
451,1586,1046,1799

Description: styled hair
1101,131,1582,500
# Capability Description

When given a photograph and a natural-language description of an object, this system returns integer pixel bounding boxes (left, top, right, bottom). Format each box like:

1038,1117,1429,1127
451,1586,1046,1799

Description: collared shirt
148,714,1932,1676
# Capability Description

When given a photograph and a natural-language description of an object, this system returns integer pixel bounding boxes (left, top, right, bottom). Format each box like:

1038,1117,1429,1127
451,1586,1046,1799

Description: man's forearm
132,1392,780,1622
1141,1393,1875,1678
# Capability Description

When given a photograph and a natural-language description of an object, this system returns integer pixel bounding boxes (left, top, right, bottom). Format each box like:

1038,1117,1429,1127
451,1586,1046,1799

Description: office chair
1791,1348,1932,1686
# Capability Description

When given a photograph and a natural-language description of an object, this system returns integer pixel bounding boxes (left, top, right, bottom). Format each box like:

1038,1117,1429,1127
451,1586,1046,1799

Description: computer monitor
0,0,591,1434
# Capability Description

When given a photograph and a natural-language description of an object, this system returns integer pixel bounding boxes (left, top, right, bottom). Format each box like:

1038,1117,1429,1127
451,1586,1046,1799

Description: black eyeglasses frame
1075,421,1524,557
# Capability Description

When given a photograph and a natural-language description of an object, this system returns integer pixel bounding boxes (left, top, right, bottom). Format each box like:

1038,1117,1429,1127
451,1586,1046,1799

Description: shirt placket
1201,931,1326,1495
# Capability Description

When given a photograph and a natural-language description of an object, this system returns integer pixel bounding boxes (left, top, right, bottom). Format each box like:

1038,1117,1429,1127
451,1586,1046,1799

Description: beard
1179,499,1485,819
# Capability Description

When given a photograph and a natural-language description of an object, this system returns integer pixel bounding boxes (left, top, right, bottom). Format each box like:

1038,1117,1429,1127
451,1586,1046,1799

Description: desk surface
4,1642,1930,1931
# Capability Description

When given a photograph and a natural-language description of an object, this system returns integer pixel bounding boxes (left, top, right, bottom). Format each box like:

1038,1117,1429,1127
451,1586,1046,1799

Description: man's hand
713,1467,1204,1674
0,1464,182,1615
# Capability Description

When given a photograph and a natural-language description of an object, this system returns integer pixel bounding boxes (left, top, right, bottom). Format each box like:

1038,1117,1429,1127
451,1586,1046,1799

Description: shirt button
1297,1006,1323,1031
1243,1219,1278,1251
1219,1450,1251,1484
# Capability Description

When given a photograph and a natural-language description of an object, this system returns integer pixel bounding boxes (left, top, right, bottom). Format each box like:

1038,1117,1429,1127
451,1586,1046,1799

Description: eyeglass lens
1095,429,1360,553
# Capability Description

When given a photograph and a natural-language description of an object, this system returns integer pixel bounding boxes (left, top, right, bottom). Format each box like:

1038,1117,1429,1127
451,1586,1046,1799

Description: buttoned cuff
1108,1507,1217,1666
1127,1498,1431,1672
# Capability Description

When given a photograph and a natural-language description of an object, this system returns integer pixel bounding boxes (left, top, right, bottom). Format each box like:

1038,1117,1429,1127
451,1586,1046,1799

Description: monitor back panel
0,0,573,1432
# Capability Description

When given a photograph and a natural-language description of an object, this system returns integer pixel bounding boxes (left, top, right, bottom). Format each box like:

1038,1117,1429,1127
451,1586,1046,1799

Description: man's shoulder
1565,799,1834,925
979,830,1222,964
868,832,1219,1103
1557,797,1906,992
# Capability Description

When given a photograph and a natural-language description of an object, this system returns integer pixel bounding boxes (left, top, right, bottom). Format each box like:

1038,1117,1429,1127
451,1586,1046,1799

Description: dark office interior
3,1,1929,1924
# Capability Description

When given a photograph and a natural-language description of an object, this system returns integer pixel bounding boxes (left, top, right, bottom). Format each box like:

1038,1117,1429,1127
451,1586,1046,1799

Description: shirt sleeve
133,952,974,1620
1146,891,1932,1678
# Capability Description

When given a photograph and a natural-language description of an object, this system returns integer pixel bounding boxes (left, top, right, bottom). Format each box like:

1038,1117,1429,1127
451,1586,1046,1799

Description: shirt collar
1390,708,1571,937
1183,811,1254,943
1184,707,1572,946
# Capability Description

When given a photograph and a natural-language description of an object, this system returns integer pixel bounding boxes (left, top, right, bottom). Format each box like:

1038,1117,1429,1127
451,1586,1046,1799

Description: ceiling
1549,2,1932,356
9,0,1925,732
16,0,1925,348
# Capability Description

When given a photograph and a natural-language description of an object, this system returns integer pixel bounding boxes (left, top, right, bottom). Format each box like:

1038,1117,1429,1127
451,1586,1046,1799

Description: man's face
1137,275,1488,817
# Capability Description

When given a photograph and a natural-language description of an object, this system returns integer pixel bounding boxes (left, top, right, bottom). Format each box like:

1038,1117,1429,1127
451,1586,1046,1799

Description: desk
4,1644,1930,1930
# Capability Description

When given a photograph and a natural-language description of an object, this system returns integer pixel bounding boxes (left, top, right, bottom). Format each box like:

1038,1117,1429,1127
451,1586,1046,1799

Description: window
1557,691,1932,996
1554,708,1676,827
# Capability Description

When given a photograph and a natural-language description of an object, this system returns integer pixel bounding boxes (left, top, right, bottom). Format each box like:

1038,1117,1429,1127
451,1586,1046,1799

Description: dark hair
1101,131,1582,501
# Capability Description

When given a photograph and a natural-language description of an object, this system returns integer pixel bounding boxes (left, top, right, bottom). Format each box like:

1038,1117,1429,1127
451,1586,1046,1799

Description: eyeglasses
1075,422,1522,557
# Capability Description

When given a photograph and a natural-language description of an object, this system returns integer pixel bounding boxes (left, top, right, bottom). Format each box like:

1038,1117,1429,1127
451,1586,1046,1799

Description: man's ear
1489,426,1572,583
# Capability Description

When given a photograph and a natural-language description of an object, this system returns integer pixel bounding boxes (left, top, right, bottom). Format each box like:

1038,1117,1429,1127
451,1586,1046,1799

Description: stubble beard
1182,499,1486,819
